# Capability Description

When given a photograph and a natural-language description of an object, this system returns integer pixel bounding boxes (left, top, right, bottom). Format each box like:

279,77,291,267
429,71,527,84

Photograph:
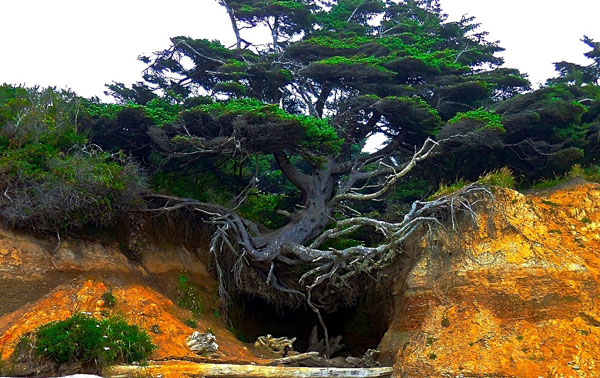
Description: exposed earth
1,180,600,377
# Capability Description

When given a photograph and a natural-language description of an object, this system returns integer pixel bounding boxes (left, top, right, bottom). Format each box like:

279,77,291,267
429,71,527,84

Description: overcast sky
0,0,598,100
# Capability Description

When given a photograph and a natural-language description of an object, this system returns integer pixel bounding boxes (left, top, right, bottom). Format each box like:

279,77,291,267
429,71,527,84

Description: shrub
531,164,600,189
0,85,147,232
568,164,600,183
427,167,515,201
30,313,155,372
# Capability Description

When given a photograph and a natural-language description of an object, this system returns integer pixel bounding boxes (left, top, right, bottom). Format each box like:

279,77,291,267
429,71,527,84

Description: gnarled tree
111,0,532,356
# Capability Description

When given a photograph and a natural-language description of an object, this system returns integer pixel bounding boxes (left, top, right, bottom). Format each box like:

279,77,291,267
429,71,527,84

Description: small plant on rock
176,275,205,316
101,289,116,308
185,318,198,328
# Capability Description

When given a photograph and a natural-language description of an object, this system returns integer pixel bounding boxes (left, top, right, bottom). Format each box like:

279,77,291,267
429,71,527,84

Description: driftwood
109,361,393,377
254,334,296,356
307,325,344,356
267,351,320,366
186,331,219,356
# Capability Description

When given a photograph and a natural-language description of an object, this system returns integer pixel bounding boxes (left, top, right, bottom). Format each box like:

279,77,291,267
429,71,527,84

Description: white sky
0,0,598,100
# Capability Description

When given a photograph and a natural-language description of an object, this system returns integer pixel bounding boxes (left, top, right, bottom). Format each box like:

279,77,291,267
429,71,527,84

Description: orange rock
379,180,600,377
0,228,264,366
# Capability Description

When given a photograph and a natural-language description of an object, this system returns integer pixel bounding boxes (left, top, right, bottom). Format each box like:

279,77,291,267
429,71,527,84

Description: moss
185,318,198,328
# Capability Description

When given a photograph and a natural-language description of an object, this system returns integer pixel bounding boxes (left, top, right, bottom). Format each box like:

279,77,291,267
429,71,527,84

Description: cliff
1,180,599,377
379,179,600,377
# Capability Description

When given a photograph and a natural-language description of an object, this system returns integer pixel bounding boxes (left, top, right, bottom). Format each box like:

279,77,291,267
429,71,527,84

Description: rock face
2,180,600,377
379,180,600,377
0,226,259,365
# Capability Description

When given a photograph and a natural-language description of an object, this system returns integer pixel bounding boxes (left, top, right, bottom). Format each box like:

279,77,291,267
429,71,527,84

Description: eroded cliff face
0,227,259,369
379,179,600,377
1,180,599,377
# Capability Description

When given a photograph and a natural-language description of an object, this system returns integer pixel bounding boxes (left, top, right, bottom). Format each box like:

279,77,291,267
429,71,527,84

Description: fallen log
109,360,393,378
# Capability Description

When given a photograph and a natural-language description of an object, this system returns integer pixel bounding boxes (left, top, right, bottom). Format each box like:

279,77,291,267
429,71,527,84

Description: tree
549,36,600,86
109,0,532,355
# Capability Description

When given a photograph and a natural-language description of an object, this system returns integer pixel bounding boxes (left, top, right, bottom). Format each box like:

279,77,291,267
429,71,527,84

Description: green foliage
176,275,205,316
427,179,469,200
185,318,198,328
567,164,600,183
31,314,155,370
101,290,116,308
316,56,395,73
0,85,146,232
320,237,362,250
449,108,504,132
198,98,342,153
530,177,569,190
427,167,515,200
81,97,180,126
239,191,289,229
531,164,600,189
477,167,516,189
390,179,432,202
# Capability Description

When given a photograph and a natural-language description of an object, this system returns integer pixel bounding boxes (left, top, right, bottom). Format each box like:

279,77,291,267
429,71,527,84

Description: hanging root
144,183,494,357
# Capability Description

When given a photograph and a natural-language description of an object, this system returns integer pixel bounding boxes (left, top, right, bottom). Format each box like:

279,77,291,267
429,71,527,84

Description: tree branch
274,151,311,193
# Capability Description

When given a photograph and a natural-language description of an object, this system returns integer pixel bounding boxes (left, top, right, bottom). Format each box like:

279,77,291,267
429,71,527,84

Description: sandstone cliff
379,179,600,377
1,180,599,378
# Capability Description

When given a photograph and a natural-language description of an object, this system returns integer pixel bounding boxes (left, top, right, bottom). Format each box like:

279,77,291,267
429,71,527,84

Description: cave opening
229,288,393,358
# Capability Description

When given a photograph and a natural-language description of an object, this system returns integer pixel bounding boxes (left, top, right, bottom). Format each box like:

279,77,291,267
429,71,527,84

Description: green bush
0,85,146,232
30,313,155,371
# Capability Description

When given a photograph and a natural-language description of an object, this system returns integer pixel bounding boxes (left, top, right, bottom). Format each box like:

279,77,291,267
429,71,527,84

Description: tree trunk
258,171,337,260
220,0,242,49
